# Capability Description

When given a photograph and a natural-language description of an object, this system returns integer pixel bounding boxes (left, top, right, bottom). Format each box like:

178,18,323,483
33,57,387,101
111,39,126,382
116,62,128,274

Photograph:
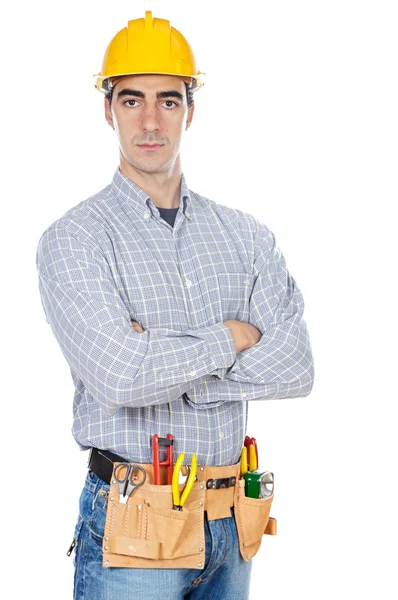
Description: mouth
138,144,163,151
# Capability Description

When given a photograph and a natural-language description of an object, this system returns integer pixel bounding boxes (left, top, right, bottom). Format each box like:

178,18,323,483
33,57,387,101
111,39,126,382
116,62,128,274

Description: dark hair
185,82,194,108
105,81,194,108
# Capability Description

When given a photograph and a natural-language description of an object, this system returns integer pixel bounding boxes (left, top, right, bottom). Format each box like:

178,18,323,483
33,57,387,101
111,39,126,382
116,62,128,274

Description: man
36,11,314,600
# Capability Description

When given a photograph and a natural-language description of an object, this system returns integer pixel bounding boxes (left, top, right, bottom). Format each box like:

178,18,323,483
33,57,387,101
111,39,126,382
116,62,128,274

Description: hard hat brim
93,71,205,94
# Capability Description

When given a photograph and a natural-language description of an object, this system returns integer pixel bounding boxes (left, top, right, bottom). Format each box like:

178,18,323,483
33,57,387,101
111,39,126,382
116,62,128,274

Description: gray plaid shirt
36,167,314,465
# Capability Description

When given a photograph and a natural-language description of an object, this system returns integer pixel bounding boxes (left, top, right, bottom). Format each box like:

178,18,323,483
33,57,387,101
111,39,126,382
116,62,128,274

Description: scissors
113,462,146,504
172,453,197,511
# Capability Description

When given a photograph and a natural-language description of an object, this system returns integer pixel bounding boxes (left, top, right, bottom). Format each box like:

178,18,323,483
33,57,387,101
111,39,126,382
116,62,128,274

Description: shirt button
144,212,150,220
244,278,251,286
219,431,225,440
190,370,196,376
185,279,192,288
242,392,248,397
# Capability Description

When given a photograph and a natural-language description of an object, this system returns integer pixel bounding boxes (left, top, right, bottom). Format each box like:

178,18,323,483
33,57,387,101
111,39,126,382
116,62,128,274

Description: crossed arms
36,222,314,417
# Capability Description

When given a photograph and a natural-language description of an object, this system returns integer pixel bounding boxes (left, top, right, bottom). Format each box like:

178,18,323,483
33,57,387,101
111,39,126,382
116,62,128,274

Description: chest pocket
217,272,256,322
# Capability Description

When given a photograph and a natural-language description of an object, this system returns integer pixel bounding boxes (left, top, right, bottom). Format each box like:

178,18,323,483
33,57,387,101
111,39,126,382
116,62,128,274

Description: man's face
104,74,194,175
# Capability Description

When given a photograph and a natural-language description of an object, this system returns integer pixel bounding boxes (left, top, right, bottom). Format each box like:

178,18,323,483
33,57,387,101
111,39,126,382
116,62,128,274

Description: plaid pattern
36,167,314,465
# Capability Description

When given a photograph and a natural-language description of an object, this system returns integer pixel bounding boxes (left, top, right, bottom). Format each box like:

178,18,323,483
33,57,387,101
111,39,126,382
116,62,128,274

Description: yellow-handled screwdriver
249,443,258,471
240,446,248,477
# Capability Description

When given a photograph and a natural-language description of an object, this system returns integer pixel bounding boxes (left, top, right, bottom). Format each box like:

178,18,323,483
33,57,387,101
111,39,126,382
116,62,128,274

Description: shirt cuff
195,322,236,378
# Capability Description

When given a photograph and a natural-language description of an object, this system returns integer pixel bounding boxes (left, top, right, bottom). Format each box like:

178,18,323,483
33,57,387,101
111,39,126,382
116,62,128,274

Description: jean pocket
68,514,84,563
88,485,109,544
67,512,85,599
234,479,274,562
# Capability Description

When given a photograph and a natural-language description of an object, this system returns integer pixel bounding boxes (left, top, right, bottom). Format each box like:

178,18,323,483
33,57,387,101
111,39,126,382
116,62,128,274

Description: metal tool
206,476,236,489
113,462,146,504
244,469,274,499
172,453,197,511
152,433,174,485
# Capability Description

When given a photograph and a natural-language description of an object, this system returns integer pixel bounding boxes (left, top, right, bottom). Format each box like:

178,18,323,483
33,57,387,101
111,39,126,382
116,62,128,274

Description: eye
163,100,178,109
124,99,139,107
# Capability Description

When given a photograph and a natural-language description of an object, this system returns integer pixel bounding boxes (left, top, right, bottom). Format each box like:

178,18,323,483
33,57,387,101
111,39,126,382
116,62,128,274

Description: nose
140,104,161,133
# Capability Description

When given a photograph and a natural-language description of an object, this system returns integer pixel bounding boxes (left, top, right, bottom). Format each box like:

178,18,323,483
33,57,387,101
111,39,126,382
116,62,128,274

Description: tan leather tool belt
102,460,276,569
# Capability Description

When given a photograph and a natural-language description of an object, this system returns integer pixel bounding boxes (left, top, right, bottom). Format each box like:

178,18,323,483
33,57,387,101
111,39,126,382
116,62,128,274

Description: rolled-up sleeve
36,225,237,416
185,221,315,407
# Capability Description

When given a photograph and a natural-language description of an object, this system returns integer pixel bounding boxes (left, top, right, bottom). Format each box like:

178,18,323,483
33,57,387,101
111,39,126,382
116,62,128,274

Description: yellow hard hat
94,11,205,94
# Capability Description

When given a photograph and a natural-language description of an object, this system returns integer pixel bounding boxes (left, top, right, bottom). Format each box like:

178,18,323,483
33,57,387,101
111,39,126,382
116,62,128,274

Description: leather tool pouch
102,461,276,569
233,478,276,562
102,472,207,569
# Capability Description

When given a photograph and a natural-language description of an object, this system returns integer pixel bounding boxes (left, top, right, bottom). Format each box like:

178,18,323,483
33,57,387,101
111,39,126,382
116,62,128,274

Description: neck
119,155,182,209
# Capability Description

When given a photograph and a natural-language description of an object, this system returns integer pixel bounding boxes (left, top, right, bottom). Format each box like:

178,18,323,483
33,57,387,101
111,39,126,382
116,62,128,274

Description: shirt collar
111,167,193,221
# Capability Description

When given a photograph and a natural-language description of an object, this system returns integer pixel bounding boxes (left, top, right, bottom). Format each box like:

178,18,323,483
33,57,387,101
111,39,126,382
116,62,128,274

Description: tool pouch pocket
234,479,275,562
102,476,206,569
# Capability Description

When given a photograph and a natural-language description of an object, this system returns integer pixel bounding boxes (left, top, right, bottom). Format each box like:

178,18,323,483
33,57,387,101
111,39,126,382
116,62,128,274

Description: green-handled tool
243,469,274,499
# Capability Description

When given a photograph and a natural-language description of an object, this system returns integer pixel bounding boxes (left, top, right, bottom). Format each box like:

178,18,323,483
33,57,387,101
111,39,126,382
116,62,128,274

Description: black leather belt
88,447,127,484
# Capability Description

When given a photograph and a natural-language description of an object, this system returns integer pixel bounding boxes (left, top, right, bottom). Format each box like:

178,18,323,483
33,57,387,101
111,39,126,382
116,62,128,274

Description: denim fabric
71,469,252,599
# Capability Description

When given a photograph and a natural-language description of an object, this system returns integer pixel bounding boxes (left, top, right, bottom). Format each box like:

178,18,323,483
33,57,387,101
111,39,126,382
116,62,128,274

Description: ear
186,102,195,130
104,96,114,129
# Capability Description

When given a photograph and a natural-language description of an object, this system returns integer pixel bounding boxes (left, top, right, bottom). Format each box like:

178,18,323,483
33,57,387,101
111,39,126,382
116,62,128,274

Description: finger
131,320,145,333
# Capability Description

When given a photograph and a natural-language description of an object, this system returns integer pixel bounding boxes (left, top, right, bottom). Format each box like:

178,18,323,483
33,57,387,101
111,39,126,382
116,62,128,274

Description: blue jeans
71,469,252,599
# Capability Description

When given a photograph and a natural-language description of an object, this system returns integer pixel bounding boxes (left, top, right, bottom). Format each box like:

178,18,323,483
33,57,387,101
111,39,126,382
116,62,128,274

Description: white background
1,1,397,598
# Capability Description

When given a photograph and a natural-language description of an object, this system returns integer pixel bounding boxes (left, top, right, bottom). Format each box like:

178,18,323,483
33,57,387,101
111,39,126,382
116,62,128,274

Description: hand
131,319,145,334
223,320,262,354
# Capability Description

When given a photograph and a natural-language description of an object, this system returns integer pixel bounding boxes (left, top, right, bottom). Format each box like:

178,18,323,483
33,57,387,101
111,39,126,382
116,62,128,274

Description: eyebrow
116,88,184,102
